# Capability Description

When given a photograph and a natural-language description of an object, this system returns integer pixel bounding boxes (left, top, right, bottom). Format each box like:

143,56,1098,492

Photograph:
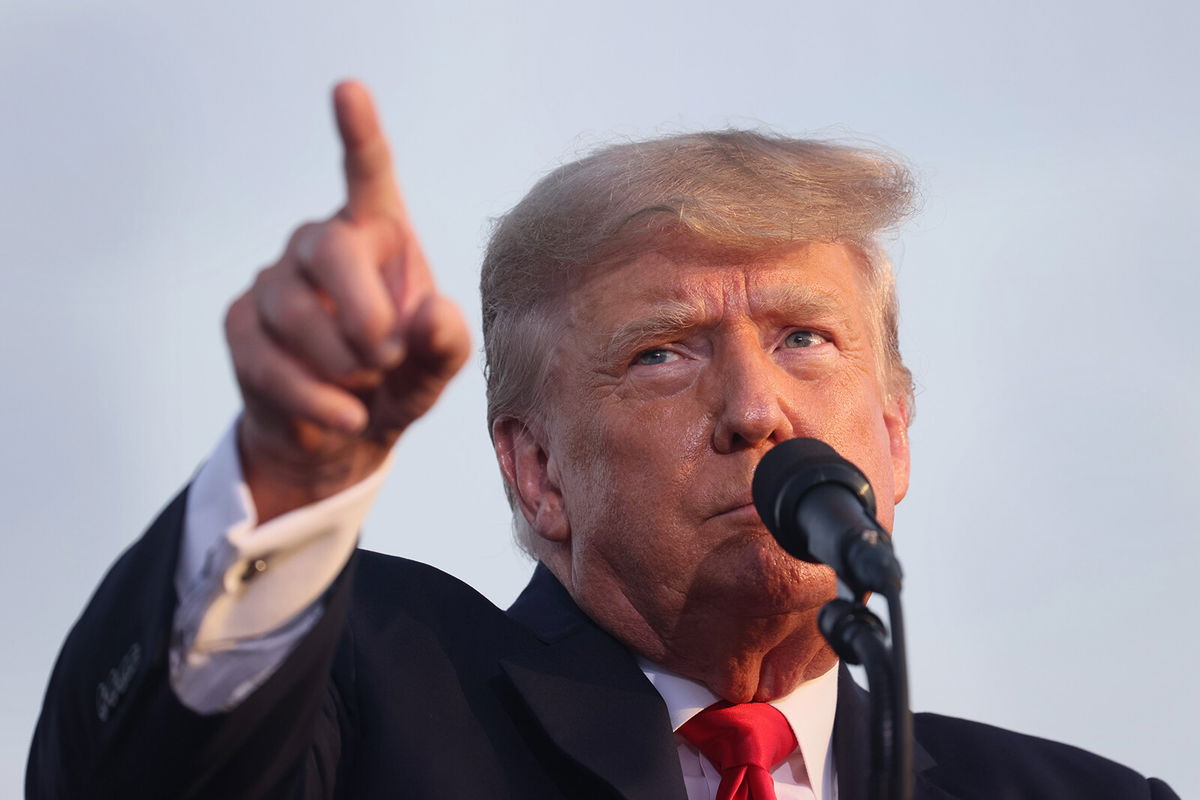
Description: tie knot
678,702,798,773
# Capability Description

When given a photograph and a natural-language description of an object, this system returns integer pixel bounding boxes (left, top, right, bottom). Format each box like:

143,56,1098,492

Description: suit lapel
505,567,960,800
503,565,687,800
835,665,958,800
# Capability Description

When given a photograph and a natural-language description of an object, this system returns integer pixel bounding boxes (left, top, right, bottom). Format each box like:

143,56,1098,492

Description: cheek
557,396,711,542
791,374,897,519
848,416,898,529
578,389,713,472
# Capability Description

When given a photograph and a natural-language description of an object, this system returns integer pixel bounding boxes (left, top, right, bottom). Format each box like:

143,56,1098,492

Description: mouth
720,503,760,517
707,495,760,522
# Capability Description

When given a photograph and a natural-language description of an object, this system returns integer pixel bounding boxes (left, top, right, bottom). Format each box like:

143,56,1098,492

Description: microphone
752,438,903,595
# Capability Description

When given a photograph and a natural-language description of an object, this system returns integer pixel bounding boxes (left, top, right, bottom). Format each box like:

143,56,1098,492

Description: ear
884,395,911,505
491,416,570,544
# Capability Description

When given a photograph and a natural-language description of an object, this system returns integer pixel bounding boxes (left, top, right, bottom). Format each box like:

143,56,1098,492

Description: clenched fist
225,82,471,522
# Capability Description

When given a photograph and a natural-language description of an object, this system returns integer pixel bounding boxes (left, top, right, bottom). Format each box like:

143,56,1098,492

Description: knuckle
341,308,389,350
224,294,256,343
223,297,242,339
250,264,279,299
267,288,314,334
304,223,357,270
230,345,261,389
286,220,324,253
331,345,367,378
308,340,356,380
239,352,278,396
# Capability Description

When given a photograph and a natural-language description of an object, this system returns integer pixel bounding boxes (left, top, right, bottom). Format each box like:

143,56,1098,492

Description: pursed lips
705,489,759,521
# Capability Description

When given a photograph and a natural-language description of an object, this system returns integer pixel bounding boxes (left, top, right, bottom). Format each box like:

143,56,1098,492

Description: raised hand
224,81,471,522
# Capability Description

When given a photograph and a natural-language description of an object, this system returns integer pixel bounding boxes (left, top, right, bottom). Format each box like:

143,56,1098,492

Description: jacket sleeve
171,420,385,714
26,487,358,800
1149,777,1181,800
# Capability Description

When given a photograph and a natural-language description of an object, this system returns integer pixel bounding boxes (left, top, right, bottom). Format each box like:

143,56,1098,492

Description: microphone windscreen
752,438,841,531
753,438,877,535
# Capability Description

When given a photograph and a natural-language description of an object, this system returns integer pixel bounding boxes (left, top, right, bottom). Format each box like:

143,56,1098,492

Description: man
28,82,1177,798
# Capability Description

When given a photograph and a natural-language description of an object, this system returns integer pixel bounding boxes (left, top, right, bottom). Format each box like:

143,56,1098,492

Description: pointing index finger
333,80,404,221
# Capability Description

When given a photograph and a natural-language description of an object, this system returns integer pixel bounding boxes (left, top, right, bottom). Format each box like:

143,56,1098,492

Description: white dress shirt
171,421,388,712
642,660,839,800
171,420,840,798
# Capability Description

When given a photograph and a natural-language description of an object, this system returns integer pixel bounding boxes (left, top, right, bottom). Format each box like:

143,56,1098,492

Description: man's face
530,242,909,659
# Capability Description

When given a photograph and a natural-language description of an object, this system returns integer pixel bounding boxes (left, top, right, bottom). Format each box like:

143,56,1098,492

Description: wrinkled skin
494,243,910,702
225,82,470,523
224,82,905,702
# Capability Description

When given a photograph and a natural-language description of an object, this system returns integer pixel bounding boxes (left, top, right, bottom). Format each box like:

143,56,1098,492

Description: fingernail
378,339,405,366
338,405,368,433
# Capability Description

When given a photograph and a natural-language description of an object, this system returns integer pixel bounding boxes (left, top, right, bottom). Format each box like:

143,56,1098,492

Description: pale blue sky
2,0,1197,794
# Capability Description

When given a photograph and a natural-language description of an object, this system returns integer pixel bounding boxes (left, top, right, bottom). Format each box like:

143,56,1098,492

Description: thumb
374,293,472,433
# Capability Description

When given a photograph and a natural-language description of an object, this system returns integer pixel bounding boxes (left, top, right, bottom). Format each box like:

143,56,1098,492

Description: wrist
237,419,396,523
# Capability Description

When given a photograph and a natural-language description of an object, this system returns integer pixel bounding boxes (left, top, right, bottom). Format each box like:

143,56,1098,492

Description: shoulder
341,549,542,660
347,549,518,627
914,712,1177,799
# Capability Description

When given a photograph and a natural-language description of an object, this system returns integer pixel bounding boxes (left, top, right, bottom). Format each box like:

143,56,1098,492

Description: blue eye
784,330,824,348
634,348,674,366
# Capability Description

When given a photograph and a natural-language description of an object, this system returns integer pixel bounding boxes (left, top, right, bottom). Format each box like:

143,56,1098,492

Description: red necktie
678,702,799,800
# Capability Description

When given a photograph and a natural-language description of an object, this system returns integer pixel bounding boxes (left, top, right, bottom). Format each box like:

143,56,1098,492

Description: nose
711,341,795,454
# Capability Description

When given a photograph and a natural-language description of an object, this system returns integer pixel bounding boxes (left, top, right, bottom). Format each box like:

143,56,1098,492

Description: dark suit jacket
28,489,1178,799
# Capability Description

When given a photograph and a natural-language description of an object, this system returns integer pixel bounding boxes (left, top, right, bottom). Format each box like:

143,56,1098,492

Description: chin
709,532,837,614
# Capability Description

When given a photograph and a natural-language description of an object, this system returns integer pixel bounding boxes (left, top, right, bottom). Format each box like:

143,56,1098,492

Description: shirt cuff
171,419,391,710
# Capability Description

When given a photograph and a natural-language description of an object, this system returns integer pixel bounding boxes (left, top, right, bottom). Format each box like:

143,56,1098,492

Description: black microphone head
752,438,877,562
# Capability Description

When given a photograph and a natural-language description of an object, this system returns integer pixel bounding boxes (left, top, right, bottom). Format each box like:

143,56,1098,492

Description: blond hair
482,130,917,445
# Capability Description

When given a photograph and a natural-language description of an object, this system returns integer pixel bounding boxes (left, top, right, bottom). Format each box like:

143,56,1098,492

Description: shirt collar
638,658,839,795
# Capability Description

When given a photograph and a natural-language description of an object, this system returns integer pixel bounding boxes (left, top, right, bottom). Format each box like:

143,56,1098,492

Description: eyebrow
605,301,702,361
604,283,851,361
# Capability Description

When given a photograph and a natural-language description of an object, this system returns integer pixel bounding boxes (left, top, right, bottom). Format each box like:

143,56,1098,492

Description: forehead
564,242,874,333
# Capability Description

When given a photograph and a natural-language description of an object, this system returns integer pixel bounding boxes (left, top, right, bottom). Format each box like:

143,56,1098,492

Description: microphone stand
749,437,913,800
819,585,912,800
